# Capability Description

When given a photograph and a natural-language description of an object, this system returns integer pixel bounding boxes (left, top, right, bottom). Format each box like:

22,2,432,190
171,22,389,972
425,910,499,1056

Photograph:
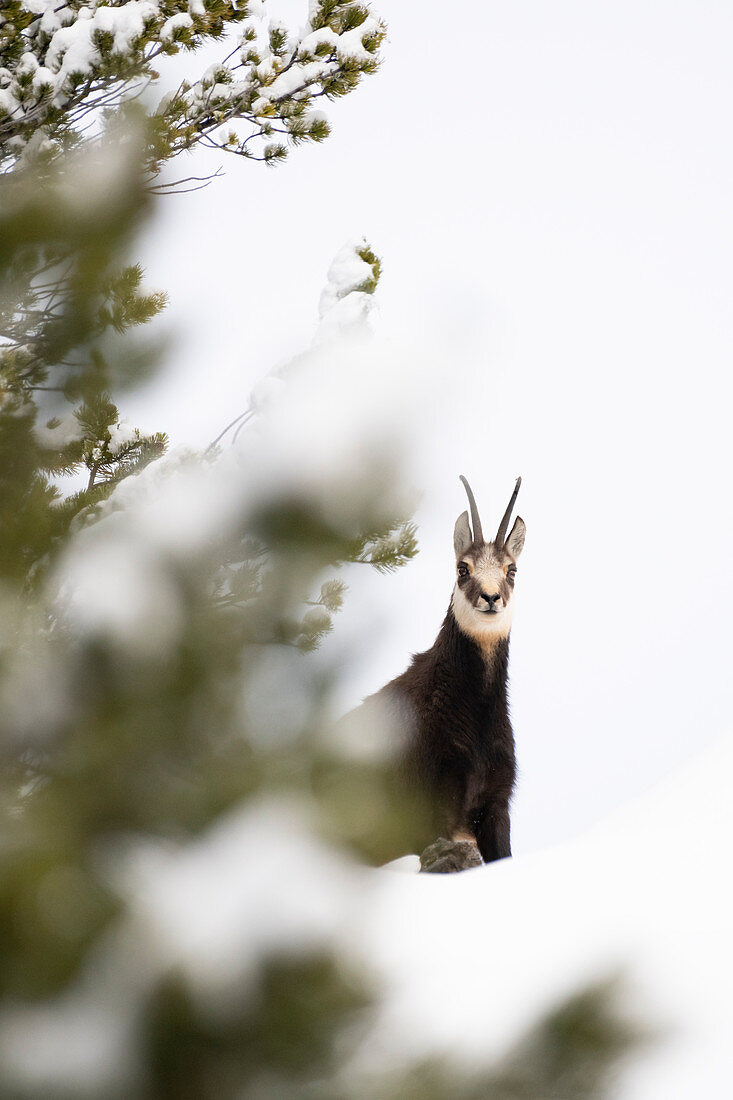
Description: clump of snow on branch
318,237,378,317
106,418,139,454
316,235,380,340
88,419,141,464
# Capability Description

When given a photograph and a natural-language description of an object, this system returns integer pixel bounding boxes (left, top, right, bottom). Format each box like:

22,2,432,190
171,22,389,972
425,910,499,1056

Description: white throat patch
451,584,514,646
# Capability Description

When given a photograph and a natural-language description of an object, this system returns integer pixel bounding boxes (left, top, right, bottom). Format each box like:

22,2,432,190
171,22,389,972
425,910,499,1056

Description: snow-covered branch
0,0,385,171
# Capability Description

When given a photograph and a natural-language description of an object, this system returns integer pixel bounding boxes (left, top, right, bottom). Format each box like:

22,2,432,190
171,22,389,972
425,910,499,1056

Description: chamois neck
439,605,509,686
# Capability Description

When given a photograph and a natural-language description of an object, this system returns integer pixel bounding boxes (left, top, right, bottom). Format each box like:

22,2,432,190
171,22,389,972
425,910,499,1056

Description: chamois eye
458,563,469,578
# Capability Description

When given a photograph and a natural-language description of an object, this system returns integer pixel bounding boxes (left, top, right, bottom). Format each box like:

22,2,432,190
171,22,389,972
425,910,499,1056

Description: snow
356,733,733,1095
0,800,363,1094
24,0,159,97
54,447,244,653
299,27,340,56
0,618,73,746
58,525,185,655
160,12,193,41
297,15,381,65
382,854,421,874
123,799,360,1007
31,66,56,95
248,373,285,412
0,89,17,116
315,290,374,343
106,418,139,452
3,729,733,1095
264,58,334,102
43,13,99,86
232,332,421,532
0,994,133,1097
33,412,83,449
334,16,382,64
95,2,160,57
318,237,376,319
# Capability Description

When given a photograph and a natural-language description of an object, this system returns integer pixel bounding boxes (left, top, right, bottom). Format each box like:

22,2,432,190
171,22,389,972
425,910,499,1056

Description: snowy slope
3,732,730,1097
358,733,733,1097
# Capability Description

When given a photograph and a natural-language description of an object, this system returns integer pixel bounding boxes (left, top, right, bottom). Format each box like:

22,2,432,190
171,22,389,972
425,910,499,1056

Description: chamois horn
495,477,522,547
459,475,483,545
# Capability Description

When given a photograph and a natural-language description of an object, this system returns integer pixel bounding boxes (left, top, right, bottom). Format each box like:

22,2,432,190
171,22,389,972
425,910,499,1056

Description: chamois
354,477,525,865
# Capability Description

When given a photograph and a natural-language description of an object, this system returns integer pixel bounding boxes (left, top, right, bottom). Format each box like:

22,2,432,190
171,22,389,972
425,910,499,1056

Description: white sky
132,0,733,854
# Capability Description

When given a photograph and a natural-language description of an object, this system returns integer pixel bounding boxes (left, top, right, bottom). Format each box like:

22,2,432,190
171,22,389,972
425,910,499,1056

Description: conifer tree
0,137,169,582
0,4,643,1094
1,0,387,573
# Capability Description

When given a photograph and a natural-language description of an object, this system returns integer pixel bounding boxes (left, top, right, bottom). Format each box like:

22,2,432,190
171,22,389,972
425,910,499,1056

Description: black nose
481,592,500,608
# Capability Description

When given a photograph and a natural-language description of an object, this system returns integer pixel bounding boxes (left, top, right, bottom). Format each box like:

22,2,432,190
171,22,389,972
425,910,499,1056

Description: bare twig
206,407,254,453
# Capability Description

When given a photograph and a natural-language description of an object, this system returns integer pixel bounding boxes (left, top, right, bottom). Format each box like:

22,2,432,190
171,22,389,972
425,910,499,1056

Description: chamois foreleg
466,760,514,863
472,802,511,863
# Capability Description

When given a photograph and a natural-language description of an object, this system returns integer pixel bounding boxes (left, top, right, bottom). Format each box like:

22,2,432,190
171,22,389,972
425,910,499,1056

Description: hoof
419,836,483,873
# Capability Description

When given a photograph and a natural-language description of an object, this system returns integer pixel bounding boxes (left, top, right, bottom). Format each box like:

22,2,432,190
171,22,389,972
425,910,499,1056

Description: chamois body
354,477,525,865
374,609,515,862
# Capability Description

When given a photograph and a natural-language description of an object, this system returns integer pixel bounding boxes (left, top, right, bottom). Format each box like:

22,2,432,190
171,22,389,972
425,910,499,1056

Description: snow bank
3,731,731,1095
358,733,733,1097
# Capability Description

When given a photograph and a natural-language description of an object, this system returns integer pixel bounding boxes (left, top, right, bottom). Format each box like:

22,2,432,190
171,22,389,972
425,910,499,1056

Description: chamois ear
505,516,526,559
454,511,473,559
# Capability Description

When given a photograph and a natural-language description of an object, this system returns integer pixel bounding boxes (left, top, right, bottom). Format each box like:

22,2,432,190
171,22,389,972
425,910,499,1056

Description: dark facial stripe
457,571,513,608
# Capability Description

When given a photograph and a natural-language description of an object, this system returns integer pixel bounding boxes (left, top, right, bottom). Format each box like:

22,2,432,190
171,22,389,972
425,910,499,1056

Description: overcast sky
132,0,733,854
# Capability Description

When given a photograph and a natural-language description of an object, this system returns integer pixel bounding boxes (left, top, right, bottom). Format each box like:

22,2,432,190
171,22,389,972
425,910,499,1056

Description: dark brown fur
364,599,516,863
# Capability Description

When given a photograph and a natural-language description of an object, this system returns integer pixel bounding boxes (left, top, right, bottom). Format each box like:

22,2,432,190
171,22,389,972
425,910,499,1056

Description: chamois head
452,476,525,641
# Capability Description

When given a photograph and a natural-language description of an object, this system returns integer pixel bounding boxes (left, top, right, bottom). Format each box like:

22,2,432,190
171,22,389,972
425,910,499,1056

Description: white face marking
472,554,508,608
452,547,515,646
451,583,514,642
